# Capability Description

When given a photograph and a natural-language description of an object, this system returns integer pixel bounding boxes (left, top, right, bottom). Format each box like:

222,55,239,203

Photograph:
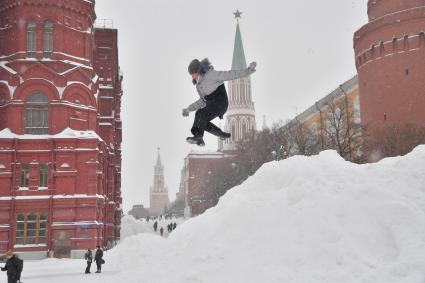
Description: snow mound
120,215,153,239
110,147,425,283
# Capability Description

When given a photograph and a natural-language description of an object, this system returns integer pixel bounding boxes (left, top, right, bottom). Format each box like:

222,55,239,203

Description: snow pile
120,215,153,239
107,146,425,283
22,147,425,283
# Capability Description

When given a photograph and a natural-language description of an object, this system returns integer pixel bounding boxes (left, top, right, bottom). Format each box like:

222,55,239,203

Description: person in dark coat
160,227,164,237
1,250,20,283
153,221,158,232
183,58,257,146
84,249,93,274
15,254,23,283
173,222,177,230
94,246,104,273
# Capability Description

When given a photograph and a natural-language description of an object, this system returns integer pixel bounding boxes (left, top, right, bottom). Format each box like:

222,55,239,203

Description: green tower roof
231,23,247,71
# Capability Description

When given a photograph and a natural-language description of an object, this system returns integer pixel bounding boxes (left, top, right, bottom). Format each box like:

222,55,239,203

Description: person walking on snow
94,246,104,273
183,58,257,146
153,221,158,232
160,227,164,237
1,250,20,283
84,249,93,274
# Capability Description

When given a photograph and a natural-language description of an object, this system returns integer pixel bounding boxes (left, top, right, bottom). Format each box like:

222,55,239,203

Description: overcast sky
95,0,369,212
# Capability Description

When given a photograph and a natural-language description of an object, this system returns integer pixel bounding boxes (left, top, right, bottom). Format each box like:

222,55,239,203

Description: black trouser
85,261,91,273
96,261,101,272
191,84,229,137
8,275,17,283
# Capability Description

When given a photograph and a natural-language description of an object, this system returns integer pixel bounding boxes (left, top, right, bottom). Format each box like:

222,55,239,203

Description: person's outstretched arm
185,98,206,114
209,62,257,81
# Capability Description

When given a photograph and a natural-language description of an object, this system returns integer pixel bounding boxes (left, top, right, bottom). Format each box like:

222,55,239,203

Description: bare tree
285,120,320,156
322,98,363,161
270,120,294,160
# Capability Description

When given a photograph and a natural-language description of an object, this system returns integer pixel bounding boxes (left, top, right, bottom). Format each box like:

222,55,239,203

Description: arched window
26,93,49,134
44,21,53,58
27,21,37,57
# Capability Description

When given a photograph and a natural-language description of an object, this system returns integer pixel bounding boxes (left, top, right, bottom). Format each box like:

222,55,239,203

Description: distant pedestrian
94,246,104,273
153,221,158,232
1,250,20,283
160,227,164,236
173,223,177,230
84,249,93,274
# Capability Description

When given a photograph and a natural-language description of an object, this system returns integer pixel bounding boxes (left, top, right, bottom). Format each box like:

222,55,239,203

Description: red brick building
0,0,122,259
354,0,425,132
183,151,226,217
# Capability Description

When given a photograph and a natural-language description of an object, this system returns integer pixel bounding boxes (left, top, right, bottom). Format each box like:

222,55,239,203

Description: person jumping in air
183,58,257,146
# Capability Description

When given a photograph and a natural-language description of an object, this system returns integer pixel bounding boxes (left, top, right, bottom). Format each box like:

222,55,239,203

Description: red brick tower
0,0,122,259
354,0,425,132
149,149,170,217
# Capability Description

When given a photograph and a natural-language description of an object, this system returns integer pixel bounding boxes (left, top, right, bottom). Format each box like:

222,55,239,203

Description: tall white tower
219,10,256,152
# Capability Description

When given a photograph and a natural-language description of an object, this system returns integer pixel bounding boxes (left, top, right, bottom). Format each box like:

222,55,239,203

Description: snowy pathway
16,258,119,283
16,217,185,283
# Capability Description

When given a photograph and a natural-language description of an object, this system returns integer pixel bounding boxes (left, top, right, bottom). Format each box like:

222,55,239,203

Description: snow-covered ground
120,215,185,239
13,147,425,283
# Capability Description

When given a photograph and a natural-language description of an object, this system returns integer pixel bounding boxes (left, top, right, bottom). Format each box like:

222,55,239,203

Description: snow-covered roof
0,61,17,75
0,194,106,201
187,150,225,159
0,127,102,141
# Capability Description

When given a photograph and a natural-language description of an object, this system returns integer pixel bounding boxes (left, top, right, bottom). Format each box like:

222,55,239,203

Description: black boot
186,135,205,147
218,132,231,140
207,124,231,140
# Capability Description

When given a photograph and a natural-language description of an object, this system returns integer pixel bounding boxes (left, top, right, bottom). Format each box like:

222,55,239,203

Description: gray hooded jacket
187,67,256,112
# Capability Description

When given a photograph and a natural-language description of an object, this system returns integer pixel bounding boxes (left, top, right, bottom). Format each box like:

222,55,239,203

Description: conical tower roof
155,148,162,168
231,23,247,71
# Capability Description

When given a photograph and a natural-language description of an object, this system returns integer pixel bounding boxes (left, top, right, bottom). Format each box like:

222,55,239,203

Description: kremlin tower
220,10,257,152
149,149,170,216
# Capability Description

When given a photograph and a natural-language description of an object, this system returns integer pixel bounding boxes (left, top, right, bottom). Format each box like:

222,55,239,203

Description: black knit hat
188,59,201,74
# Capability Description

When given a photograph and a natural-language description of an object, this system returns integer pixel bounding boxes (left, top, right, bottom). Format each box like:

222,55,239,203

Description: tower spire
234,9,242,23
232,10,247,70
156,147,162,167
